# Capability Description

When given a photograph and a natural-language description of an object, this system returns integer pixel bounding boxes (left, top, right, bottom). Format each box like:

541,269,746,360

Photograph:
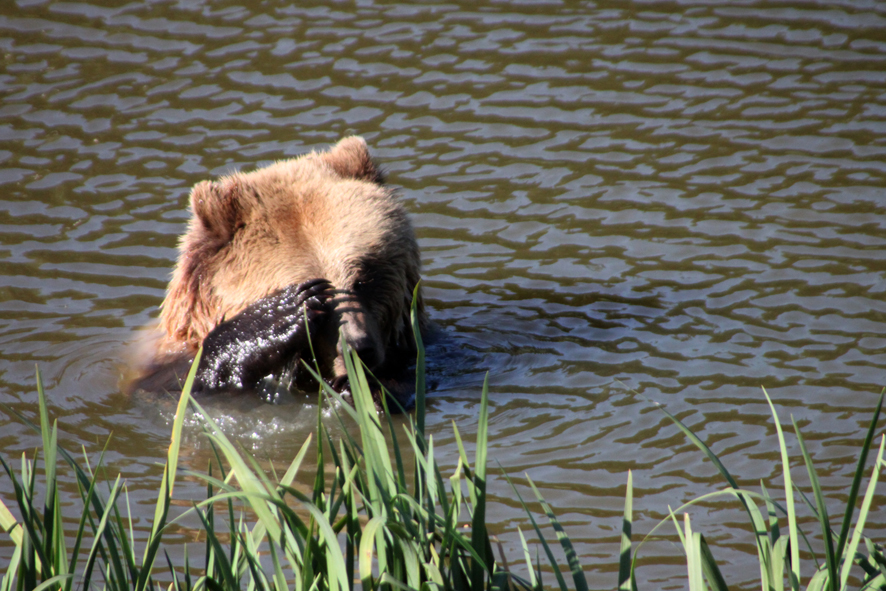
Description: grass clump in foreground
1,317,885,591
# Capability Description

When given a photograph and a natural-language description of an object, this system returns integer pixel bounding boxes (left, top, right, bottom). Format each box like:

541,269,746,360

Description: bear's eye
354,268,390,295
353,278,373,293
353,257,395,297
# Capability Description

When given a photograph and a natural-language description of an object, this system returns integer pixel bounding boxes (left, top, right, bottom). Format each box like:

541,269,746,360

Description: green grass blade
762,481,785,591
761,480,781,542
190,399,283,542
123,483,136,573
653,400,739,489
452,422,477,508
401,425,434,505
303,503,349,591
35,366,52,465
313,397,326,505
183,543,192,591
110,485,138,585
136,354,199,591
0,496,24,548
280,434,313,492
697,533,729,591
500,470,569,591
1,541,22,591
654,394,778,587
65,457,104,589
240,531,270,591
863,536,886,576
836,389,884,563
411,281,426,444
359,516,387,586
791,415,837,591
81,475,124,589
683,515,705,591
746,497,774,591
470,373,492,591
35,367,60,575
618,470,633,591
763,387,801,590
382,409,408,498
163,550,180,591
808,569,829,591
773,536,789,591
517,527,539,590
4,401,125,573
341,342,395,511
166,349,200,497
527,475,589,591
32,574,73,591
193,503,238,589
427,436,445,544
50,426,67,584
379,573,421,591
840,435,885,590
268,541,288,591
1,453,50,578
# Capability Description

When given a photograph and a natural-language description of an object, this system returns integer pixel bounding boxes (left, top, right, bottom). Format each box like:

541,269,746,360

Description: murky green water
1,1,885,587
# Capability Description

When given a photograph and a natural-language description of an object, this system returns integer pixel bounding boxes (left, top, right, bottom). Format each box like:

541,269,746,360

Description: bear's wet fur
130,136,425,409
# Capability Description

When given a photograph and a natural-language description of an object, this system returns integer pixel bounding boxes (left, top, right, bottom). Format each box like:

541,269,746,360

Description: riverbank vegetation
2,346,884,590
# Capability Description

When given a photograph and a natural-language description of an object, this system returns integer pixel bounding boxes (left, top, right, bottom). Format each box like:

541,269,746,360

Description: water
1,1,885,587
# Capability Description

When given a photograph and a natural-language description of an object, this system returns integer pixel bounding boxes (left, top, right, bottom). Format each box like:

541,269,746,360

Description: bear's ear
320,136,384,183
189,178,245,242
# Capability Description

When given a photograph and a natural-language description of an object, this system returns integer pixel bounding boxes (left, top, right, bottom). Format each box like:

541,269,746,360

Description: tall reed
618,389,885,591
2,309,884,590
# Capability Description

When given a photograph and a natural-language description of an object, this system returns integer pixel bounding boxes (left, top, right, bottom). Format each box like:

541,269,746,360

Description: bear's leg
195,279,333,392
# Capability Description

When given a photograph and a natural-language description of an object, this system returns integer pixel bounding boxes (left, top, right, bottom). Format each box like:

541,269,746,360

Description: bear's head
159,136,423,381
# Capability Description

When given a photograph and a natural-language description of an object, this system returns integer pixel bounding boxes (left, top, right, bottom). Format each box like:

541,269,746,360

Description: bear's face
159,137,422,379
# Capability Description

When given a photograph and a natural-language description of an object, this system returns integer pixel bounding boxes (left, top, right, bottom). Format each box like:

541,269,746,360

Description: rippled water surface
2,1,885,587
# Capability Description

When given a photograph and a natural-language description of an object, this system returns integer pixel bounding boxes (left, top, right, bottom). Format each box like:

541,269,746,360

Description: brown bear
130,136,425,409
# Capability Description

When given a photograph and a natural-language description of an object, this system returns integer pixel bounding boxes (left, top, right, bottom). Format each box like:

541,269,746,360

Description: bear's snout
332,297,386,373
341,330,382,368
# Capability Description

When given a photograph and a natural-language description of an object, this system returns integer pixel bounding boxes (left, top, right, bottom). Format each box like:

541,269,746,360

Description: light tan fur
155,136,423,379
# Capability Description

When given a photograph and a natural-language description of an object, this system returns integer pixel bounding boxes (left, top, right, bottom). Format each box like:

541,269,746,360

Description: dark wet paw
196,278,334,392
